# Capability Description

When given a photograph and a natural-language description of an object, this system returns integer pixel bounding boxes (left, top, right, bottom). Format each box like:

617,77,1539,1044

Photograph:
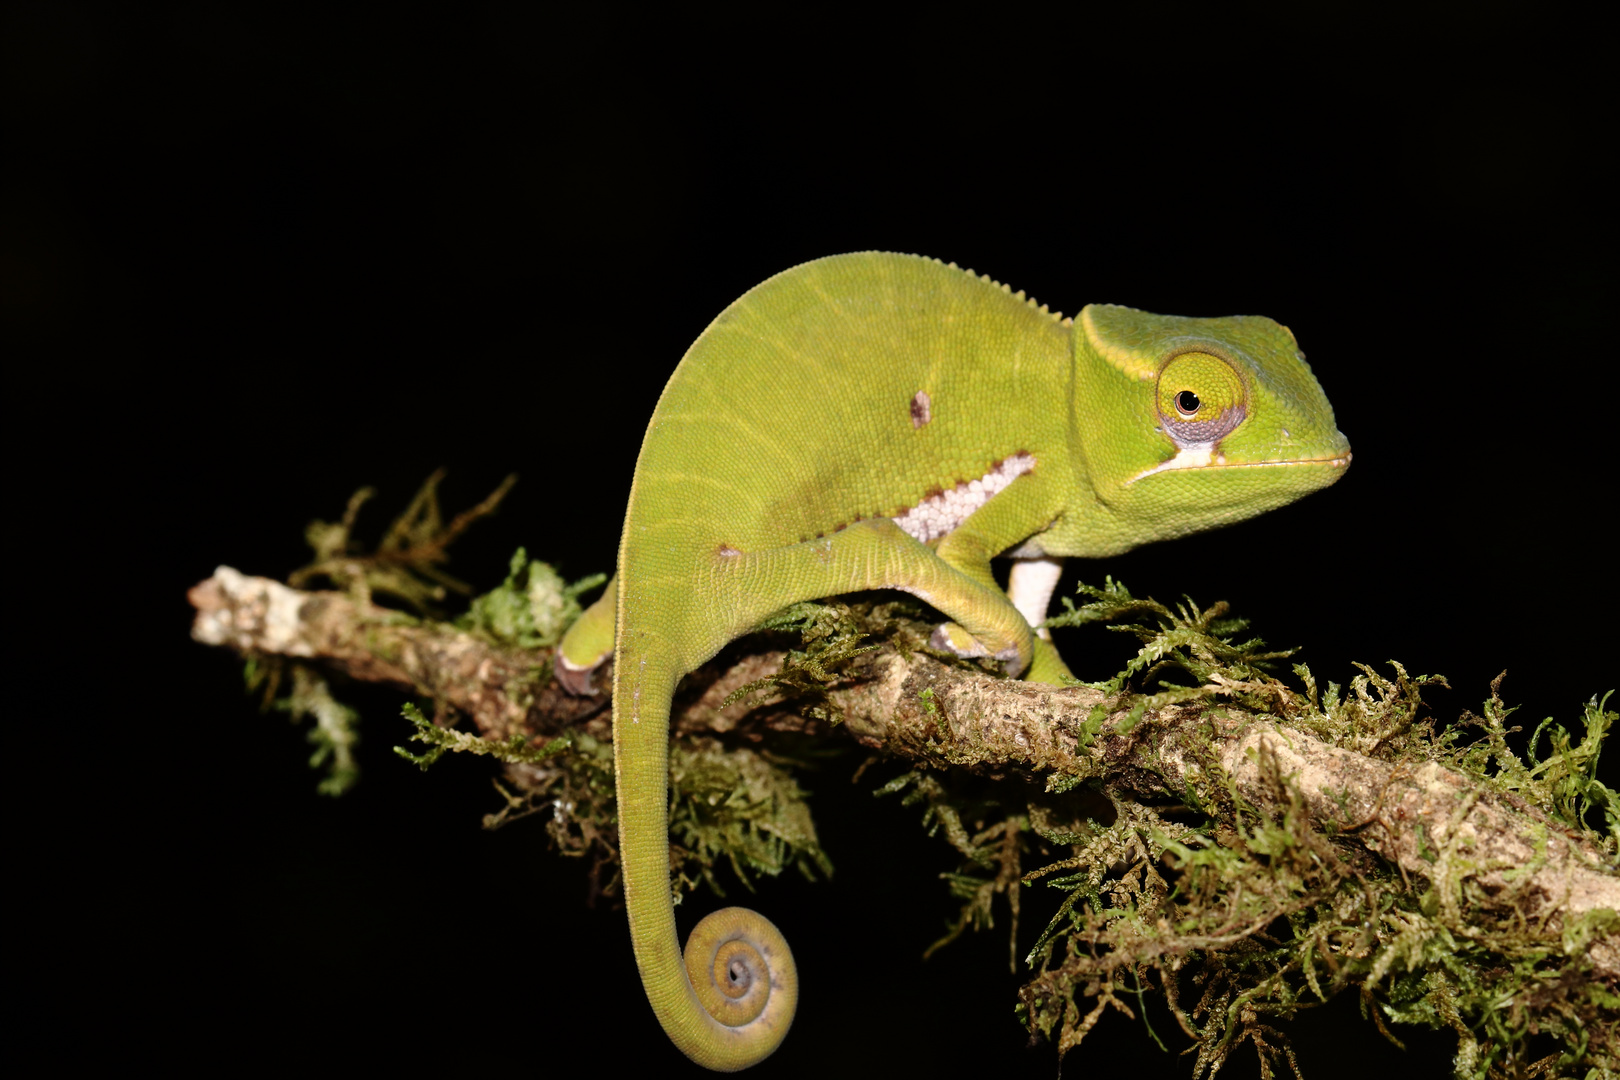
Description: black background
7,3,1612,1077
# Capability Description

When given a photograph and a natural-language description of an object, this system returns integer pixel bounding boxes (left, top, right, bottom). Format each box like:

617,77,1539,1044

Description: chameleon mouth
1125,449,1352,486
1206,451,1353,470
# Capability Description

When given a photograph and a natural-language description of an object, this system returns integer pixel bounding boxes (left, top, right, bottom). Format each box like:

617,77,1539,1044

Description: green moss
668,738,834,900
478,730,624,897
720,600,882,724
477,730,834,905
455,547,606,649
289,469,517,614
908,580,1620,1079
249,662,361,796
877,769,1031,968
1437,682,1618,854
1046,577,1301,749
393,701,571,770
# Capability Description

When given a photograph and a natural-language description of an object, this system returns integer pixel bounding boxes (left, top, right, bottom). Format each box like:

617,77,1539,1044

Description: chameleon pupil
1176,390,1201,415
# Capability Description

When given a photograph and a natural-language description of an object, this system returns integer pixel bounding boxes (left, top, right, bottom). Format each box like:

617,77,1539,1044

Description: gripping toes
555,579,617,696
555,647,609,695
930,620,989,658
930,620,1026,674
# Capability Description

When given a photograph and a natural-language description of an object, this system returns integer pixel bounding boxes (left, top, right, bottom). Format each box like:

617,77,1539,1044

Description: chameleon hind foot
931,622,1075,684
555,577,617,696
930,620,1024,674
554,649,607,695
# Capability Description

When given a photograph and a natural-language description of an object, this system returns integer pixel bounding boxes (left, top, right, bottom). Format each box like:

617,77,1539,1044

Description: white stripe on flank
893,453,1036,543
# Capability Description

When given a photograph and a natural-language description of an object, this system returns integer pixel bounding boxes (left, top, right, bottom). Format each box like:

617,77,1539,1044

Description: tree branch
188,565,1619,988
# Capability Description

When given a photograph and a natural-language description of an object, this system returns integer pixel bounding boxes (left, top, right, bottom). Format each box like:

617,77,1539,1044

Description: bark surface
189,566,1619,980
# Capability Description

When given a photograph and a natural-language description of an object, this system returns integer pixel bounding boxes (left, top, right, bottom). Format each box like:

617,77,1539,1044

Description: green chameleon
554,251,1350,1070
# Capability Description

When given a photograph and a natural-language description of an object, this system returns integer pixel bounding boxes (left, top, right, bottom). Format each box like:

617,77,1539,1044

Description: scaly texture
571,252,1351,1069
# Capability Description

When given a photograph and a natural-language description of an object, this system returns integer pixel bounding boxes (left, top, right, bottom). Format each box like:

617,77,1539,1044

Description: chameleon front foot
1022,636,1076,686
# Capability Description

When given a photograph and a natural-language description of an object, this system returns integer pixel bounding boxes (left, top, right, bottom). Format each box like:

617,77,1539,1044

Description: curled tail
613,629,797,1071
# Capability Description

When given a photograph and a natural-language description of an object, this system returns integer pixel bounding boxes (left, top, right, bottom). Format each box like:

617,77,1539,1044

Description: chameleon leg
1008,557,1075,686
615,520,1041,1069
556,574,616,695
1022,637,1073,686
721,518,1035,674
927,474,1071,682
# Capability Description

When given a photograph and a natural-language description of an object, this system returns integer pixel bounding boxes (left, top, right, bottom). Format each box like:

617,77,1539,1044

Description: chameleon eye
1158,351,1246,446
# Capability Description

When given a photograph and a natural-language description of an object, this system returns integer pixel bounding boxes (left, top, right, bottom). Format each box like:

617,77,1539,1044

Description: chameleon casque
554,251,1351,1070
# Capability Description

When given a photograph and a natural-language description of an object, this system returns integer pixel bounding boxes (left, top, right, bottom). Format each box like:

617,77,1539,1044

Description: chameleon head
1074,303,1351,543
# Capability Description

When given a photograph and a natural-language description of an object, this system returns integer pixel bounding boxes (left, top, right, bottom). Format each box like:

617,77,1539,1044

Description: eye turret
1157,351,1246,445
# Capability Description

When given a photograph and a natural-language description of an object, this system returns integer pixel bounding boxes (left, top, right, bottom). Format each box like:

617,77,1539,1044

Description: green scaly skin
557,252,1351,1070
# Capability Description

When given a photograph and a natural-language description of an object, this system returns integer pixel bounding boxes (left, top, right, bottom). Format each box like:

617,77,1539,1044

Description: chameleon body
556,252,1350,1070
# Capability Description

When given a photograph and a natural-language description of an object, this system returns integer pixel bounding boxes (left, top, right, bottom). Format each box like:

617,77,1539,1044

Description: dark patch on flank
910,389,932,429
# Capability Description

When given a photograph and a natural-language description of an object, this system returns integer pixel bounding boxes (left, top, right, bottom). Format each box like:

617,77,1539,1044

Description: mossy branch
189,565,1617,953
394,701,572,770
287,468,518,613
190,533,1617,1075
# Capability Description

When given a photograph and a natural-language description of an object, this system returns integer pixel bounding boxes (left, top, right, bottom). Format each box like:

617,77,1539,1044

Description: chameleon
553,251,1351,1070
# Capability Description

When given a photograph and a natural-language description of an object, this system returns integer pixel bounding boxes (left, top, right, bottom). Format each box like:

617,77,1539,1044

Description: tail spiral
678,906,797,1069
